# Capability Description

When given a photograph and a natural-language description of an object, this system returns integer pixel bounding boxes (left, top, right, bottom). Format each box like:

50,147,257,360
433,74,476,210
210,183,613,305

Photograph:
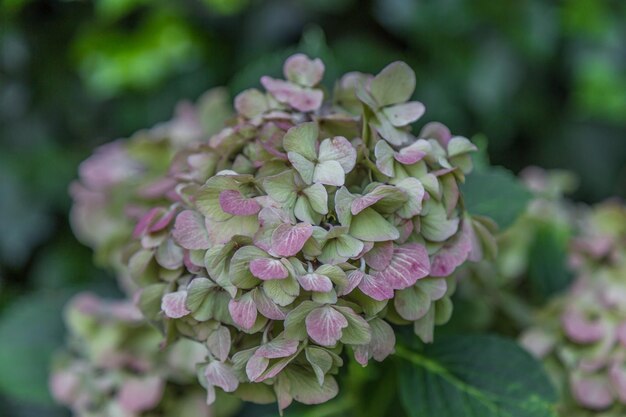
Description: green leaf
461,166,532,229
0,292,69,405
527,222,574,302
397,334,557,417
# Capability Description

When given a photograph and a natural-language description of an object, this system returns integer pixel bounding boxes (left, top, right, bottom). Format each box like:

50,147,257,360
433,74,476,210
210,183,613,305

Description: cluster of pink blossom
67,54,494,412
522,203,626,416
50,293,228,417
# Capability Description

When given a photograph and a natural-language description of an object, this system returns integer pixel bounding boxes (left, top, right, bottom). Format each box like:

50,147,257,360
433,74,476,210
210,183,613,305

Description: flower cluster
114,54,493,411
65,54,495,412
521,203,626,416
70,89,231,292
49,293,233,417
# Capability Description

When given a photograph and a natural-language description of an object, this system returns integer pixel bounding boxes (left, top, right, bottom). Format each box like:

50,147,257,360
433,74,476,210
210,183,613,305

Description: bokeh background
1,0,625,415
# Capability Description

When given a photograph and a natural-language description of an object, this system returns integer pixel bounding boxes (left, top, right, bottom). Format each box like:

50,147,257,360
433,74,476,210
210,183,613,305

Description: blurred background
0,0,625,415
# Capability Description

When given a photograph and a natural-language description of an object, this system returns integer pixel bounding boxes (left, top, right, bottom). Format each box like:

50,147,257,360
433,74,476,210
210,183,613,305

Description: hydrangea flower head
521,203,626,416
50,293,224,417
72,54,494,412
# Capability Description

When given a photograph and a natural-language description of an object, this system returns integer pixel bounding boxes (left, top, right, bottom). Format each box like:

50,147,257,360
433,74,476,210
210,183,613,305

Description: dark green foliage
0,292,68,405
397,335,558,417
527,223,574,301
461,167,533,230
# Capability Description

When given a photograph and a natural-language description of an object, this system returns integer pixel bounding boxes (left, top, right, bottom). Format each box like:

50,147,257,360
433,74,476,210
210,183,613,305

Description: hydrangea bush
521,203,626,416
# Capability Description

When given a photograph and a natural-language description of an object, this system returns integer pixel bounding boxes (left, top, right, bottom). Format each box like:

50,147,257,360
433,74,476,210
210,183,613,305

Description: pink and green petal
371,243,430,290
305,306,348,347
205,361,239,393
172,210,211,250
382,101,425,127
284,54,324,87
256,338,299,359
561,308,606,343
252,288,287,320
249,258,289,280
118,376,164,413
313,160,346,186
271,223,314,257
298,273,333,293
234,88,269,118
358,272,395,301
161,291,191,319
317,136,357,173
354,318,396,365
219,189,261,216
364,241,394,271
228,293,258,330
570,374,613,410
207,326,232,362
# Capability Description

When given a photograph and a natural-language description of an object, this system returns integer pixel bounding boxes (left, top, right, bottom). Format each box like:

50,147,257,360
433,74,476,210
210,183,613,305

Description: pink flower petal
258,359,293,381
430,222,472,277
205,362,239,393
253,289,287,320
49,370,80,405
570,374,613,410
256,338,299,359
219,189,261,216
354,318,395,365
298,273,333,293
420,121,452,146
284,54,324,87
561,308,605,344
271,223,313,257
358,272,395,301
371,243,430,290
149,207,177,233
338,269,364,296
318,136,357,173
249,258,289,280
351,193,386,215
305,306,348,347
161,291,190,319
138,177,177,199
118,376,164,413
313,160,345,186
260,76,322,112
363,241,394,270
172,210,211,250
289,89,324,113
228,295,258,330
383,101,425,127
207,326,231,362
79,141,141,189
246,354,269,382
394,144,427,165
133,207,162,238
